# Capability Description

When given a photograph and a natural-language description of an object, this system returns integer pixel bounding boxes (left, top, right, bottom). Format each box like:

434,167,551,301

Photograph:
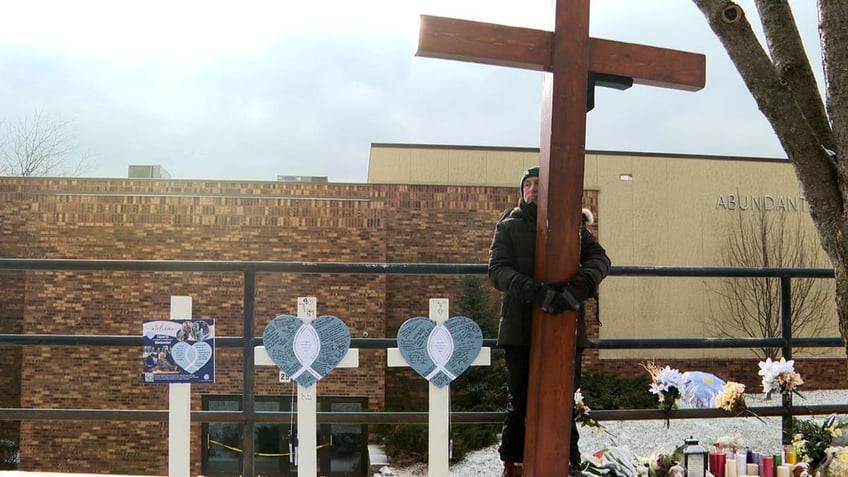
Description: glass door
202,395,367,477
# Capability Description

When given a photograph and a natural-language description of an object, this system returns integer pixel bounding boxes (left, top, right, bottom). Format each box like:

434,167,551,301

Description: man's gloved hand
532,283,572,315
558,278,594,311
556,286,582,311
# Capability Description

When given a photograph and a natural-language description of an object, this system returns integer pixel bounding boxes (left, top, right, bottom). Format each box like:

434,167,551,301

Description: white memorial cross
254,297,359,477
169,295,192,477
388,298,491,477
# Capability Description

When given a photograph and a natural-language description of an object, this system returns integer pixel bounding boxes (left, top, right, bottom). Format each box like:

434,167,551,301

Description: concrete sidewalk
369,443,390,473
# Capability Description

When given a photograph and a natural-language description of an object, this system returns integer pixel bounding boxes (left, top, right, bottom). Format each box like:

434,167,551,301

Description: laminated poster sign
142,319,215,384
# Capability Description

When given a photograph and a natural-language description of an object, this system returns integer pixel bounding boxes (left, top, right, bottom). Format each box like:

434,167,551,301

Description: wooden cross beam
416,3,705,476
417,15,705,89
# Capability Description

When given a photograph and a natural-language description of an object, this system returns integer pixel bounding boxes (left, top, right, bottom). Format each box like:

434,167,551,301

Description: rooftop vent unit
128,165,171,179
277,175,328,183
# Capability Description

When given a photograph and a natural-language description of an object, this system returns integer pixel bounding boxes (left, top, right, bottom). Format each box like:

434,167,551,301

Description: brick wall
0,182,27,446
0,178,519,474
0,272,23,448
0,178,396,473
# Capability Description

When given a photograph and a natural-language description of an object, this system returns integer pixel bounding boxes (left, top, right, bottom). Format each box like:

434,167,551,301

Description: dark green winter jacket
488,202,611,346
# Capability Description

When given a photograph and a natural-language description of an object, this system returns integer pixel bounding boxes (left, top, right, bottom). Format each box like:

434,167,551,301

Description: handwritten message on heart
396,316,483,388
171,341,213,374
262,314,351,388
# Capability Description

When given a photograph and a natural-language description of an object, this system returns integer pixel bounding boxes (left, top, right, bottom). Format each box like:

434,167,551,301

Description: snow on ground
375,390,847,477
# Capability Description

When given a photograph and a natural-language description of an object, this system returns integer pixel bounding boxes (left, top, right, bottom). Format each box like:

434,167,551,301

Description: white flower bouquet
757,357,804,399
643,363,684,428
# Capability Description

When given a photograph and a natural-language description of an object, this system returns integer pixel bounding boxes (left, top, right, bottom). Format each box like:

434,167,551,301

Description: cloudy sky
0,0,823,182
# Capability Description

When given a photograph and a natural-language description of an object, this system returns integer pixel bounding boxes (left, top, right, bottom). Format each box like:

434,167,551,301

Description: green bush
579,372,656,410
0,439,18,469
373,422,428,466
449,421,501,461
449,276,506,461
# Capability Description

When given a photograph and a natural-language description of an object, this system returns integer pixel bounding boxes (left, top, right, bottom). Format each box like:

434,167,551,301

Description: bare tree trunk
836,268,848,359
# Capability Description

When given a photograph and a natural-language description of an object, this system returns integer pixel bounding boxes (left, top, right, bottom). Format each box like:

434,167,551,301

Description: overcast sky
0,1,823,182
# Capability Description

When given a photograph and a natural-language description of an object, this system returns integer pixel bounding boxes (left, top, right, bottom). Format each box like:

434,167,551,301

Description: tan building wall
368,143,539,187
368,143,841,360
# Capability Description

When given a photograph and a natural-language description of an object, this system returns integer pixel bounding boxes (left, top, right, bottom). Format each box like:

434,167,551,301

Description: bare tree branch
707,207,830,359
0,110,93,177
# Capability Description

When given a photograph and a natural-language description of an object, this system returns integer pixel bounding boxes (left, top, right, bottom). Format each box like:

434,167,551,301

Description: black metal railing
0,259,845,477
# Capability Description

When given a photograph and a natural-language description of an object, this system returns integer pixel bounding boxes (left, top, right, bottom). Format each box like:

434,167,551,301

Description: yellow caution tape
207,437,330,457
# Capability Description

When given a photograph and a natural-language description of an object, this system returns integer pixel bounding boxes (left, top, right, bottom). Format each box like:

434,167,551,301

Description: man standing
488,166,611,477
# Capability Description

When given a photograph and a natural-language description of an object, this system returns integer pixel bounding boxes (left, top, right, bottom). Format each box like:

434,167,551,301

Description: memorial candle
712,451,726,477
737,449,748,477
760,455,774,477
785,448,797,465
726,458,738,477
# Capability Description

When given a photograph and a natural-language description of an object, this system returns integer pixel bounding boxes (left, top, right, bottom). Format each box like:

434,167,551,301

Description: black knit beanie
518,166,540,208
519,166,540,190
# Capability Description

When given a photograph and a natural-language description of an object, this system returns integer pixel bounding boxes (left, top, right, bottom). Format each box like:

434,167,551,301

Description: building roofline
369,142,789,163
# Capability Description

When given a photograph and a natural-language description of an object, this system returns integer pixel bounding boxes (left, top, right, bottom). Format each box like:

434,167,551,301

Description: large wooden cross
416,2,705,476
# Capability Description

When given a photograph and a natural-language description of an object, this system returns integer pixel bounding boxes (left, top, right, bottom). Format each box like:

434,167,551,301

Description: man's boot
501,461,523,477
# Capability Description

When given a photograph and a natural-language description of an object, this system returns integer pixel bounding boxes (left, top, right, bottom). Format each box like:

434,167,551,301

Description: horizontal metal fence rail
0,258,845,476
0,335,843,350
3,405,848,424
0,258,837,277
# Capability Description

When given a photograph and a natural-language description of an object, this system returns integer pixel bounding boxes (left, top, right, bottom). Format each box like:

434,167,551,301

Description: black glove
556,286,582,311
558,278,594,311
532,283,572,315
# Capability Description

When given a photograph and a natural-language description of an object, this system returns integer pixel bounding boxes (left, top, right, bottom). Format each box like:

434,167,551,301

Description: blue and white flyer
142,319,215,383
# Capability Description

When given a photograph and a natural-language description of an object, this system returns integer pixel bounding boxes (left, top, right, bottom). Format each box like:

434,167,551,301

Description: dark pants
498,345,583,466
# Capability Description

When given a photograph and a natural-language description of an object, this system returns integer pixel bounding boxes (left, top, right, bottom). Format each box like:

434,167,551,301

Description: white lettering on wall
715,194,807,211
